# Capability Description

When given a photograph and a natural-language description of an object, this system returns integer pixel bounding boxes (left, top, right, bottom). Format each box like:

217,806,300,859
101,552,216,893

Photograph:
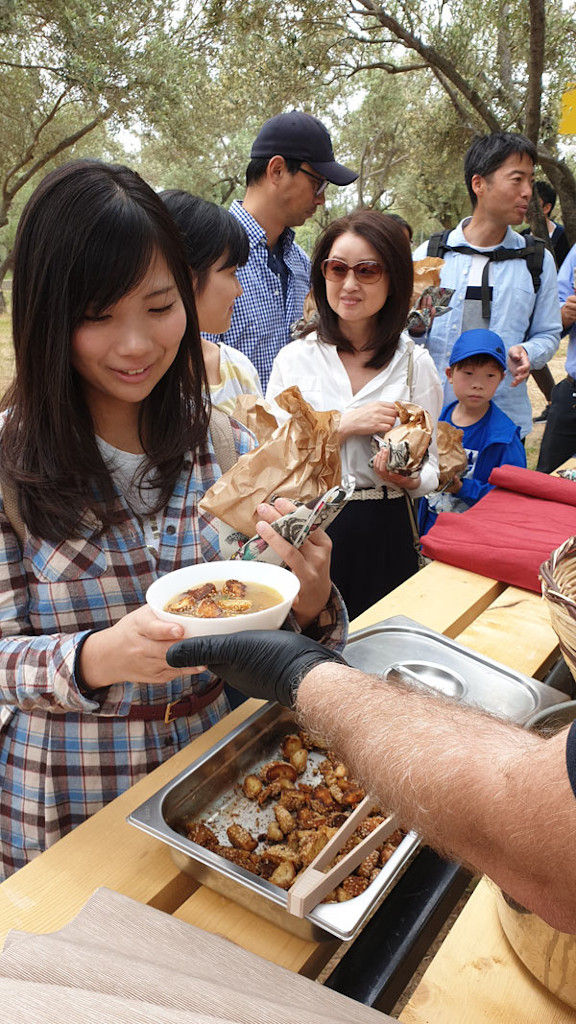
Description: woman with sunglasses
266,210,443,620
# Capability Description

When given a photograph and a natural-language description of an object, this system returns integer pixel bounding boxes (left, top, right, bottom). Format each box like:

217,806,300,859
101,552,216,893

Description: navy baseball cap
449,329,507,371
250,111,358,186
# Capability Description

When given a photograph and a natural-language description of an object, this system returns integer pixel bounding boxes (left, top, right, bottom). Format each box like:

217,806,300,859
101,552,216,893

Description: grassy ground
0,306,566,468
0,309,13,394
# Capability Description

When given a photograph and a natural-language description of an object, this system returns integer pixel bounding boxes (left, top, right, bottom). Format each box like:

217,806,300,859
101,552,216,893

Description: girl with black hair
267,210,443,620
0,160,344,877
161,191,262,412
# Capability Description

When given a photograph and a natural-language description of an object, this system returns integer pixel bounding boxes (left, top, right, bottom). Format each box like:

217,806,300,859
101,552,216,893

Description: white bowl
146,560,300,637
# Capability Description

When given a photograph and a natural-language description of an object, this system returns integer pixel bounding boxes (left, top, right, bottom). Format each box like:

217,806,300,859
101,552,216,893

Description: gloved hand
166,630,347,709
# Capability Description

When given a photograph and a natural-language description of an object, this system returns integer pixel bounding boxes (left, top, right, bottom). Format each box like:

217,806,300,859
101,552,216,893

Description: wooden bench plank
456,586,559,679
351,560,504,638
399,879,576,1024
174,886,336,977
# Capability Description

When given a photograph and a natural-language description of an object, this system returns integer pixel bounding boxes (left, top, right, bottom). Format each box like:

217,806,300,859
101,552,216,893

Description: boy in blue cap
419,328,526,534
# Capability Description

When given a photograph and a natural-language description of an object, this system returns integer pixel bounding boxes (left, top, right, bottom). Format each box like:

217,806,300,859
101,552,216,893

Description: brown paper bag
411,257,444,303
200,386,342,537
436,420,469,489
232,394,279,446
371,401,433,474
407,258,454,332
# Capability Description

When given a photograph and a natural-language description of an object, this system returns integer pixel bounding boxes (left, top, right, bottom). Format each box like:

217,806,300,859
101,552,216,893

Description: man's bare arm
298,662,576,932
166,630,576,932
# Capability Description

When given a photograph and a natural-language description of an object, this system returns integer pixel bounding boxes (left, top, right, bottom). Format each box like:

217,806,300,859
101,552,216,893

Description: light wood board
400,880,576,1024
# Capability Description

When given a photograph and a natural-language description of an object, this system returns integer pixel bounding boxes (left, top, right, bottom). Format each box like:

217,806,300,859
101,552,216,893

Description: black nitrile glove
166,629,347,709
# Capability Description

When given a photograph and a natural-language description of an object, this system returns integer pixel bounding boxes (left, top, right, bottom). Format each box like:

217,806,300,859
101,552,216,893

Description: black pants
327,494,419,623
536,376,576,474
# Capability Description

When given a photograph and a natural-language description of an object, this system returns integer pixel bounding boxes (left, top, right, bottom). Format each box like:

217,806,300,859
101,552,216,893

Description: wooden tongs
286,795,398,918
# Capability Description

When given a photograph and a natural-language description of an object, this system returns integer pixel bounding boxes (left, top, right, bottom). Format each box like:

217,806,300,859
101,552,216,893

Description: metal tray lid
344,615,568,724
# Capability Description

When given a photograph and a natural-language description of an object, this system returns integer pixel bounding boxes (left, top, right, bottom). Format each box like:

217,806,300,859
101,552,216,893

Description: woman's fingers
255,498,296,525
255,518,301,566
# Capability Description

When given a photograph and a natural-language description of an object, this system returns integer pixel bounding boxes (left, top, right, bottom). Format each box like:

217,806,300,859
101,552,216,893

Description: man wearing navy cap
419,327,526,535
207,111,357,388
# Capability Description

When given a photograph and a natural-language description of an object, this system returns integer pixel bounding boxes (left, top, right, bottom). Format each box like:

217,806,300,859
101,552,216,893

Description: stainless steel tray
128,615,567,942
344,615,568,723
128,700,420,942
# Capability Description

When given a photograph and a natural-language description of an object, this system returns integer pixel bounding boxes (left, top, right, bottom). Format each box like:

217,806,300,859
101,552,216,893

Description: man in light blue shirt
413,133,561,439
208,111,357,388
537,244,576,472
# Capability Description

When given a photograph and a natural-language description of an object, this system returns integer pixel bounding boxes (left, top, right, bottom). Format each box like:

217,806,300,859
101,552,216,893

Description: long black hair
310,209,413,369
160,191,249,292
2,159,209,541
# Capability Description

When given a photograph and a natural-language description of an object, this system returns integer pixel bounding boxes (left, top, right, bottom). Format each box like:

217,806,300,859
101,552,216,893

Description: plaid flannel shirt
205,201,311,389
0,422,347,877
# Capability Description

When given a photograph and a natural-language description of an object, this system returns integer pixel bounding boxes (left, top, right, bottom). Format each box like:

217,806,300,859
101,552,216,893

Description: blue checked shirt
0,421,347,877
206,200,311,389
413,221,561,438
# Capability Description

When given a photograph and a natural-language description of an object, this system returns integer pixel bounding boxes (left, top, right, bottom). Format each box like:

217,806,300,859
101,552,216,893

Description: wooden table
0,556,575,1021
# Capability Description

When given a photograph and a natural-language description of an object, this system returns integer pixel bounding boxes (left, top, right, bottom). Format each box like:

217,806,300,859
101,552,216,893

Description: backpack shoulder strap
208,406,240,476
426,229,451,258
521,233,545,293
0,472,26,547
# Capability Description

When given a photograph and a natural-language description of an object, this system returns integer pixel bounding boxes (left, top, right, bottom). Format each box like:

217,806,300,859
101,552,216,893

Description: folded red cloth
421,466,576,592
488,465,576,506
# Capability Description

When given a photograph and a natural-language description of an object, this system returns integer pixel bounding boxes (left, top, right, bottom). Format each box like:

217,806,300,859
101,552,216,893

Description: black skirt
326,493,419,622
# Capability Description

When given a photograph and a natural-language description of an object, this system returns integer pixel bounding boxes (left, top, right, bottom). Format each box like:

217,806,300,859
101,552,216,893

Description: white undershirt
97,437,162,551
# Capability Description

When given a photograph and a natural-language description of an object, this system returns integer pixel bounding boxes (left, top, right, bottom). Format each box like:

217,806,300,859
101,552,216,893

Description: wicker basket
540,536,576,683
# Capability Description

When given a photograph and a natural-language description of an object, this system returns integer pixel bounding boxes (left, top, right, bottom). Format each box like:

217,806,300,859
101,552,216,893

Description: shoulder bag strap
405,336,415,401
208,406,240,476
0,472,26,547
402,338,426,567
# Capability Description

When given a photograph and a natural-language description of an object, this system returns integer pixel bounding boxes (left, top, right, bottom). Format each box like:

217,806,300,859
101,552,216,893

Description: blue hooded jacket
419,399,526,535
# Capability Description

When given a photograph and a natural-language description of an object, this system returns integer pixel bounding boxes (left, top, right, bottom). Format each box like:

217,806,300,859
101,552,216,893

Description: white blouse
266,331,443,495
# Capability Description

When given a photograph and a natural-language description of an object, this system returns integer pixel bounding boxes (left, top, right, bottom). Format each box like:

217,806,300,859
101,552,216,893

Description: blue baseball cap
449,329,507,371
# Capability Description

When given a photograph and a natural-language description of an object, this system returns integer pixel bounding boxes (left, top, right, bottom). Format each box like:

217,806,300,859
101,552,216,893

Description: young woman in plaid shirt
0,161,346,877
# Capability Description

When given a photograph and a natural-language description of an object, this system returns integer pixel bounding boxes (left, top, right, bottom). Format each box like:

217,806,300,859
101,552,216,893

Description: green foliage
1,0,575,281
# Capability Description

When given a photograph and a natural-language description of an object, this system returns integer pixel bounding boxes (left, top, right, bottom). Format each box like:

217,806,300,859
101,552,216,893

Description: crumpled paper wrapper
290,289,319,341
218,476,356,563
411,257,445,301
200,385,342,538
407,257,454,331
232,394,279,446
370,401,432,474
436,420,469,489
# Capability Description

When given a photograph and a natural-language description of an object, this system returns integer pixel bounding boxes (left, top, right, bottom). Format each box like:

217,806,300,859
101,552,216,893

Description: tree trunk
539,156,576,247
524,0,545,144
0,252,13,315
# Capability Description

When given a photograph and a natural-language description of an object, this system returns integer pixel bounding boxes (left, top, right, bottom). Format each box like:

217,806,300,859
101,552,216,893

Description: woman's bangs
71,206,159,320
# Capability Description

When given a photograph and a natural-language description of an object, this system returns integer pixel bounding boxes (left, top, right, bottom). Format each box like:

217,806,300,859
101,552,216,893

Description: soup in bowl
146,560,301,637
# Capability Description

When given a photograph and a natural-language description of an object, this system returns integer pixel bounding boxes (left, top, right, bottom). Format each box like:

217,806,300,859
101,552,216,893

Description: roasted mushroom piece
261,760,298,784
290,748,308,774
281,733,303,759
227,823,258,852
242,773,263,800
